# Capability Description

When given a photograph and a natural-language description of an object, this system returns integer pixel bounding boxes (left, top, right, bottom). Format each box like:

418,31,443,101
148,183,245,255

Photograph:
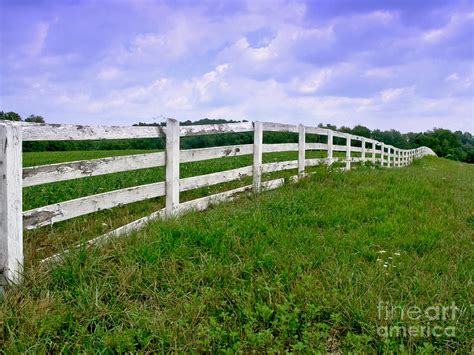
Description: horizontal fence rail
0,119,436,284
23,152,166,187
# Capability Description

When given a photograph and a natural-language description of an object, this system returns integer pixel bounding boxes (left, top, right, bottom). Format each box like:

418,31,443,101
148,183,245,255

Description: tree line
0,111,45,123
1,111,472,163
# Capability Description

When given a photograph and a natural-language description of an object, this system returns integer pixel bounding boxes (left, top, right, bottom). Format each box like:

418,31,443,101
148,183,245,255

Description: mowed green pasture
3,152,470,352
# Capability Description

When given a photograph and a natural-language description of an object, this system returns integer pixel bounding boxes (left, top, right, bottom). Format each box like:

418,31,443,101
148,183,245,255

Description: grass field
22,148,354,263
2,154,472,352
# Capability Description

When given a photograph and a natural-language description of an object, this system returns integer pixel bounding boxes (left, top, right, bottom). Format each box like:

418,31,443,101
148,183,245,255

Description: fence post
298,124,305,178
361,137,366,164
381,143,385,167
0,123,23,285
371,141,376,166
346,135,351,170
327,130,333,165
165,118,180,216
387,147,390,168
387,145,392,168
253,121,263,193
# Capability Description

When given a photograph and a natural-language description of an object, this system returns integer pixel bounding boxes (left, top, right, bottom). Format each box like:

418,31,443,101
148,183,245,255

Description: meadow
1,153,472,352
22,148,354,263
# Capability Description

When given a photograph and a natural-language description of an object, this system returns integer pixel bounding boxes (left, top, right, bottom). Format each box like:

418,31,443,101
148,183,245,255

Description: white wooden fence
0,119,436,284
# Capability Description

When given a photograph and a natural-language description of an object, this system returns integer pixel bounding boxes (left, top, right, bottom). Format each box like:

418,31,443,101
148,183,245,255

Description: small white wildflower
378,250,386,254
388,257,393,260
383,264,388,268
377,258,382,262
394,252,401,256
102,223,108,227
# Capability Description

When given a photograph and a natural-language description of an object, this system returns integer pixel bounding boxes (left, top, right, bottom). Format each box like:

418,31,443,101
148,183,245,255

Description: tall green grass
23,149,348,263
1,156,472,352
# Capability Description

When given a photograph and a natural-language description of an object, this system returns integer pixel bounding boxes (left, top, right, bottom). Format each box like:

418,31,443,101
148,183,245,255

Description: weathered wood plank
305,127,330,136
166,118,180,216
22,123,165,141
181,144,253,163
22,121,254,141
306,143,328,150
179,122,253,136
23,181,166,230
261,160,298,173
23,152,166,187
0,124,23,284
263,143,298,153
333,144,347,152
262,122,298,133
180,166,253,192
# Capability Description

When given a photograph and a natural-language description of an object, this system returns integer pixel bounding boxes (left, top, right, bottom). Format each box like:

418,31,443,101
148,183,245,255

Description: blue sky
0,0,473,132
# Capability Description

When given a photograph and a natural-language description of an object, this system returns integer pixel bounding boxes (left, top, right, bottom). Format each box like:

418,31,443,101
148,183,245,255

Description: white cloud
24,22,49,56
421,11,474,43
380,87,414,103
446,73,460,82
97,67,121,81
365,67,395,79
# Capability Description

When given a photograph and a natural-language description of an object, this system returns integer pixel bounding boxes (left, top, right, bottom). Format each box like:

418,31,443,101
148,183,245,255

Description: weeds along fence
0,119,435,284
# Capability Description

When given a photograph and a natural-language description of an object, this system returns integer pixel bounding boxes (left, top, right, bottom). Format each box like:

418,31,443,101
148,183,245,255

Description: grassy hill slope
1,157,473,352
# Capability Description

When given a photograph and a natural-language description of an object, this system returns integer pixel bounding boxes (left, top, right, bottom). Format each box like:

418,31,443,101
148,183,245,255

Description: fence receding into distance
0,119,436,284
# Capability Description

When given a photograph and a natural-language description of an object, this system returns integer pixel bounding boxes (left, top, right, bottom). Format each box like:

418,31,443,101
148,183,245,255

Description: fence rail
0,119,436,284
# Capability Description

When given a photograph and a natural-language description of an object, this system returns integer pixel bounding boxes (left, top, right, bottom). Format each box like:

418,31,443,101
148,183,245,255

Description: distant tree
133,118,245,127
0,111,22,121
180,118,242,126
318,123,337,130
24,114,45,123
351,125,372,138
